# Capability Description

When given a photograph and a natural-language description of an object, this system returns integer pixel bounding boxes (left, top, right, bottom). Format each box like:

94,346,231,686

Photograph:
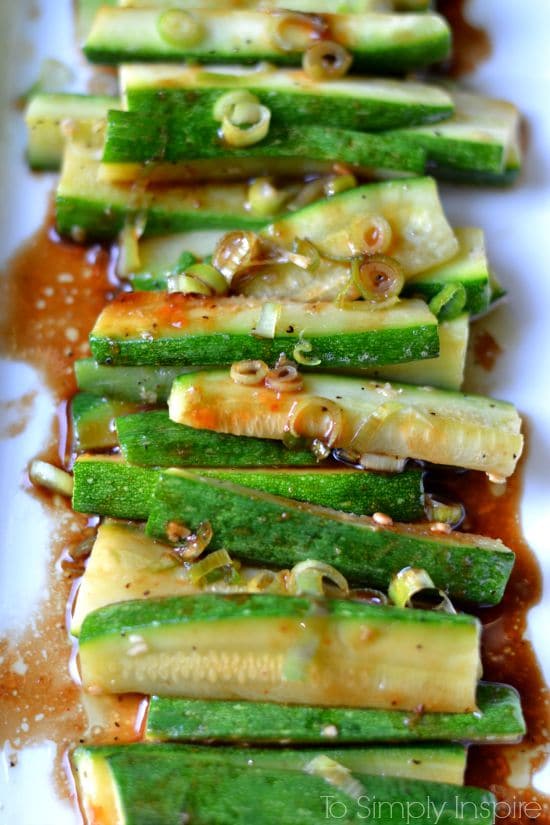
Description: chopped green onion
424,494,464,527
213,230,262,280
303,40,352,81
358,453,407,472
271,11,326,52
288,559,349,598
29,460,73,497
389,567,456,614
166,273,212,296
265,363,303,393
292,238,320,272
230,359,269,386
171,521,213,562
289,396,343,447
254,302,282,339
429,283,467,321
247,177,288,218
189,549,234,585
305,755,365,801
157,9,203,47
324,174,357,198
213,90,259,123
221,100,271,148
351,254,404,303
293,339,321,366
167,263,228,296
246,569,286,593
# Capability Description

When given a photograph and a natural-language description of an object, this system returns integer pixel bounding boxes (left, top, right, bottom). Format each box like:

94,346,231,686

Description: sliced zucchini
146,469,514,605
404,228,491,317
56,143,281,241
101,110,427,181
363,314,468,391
129,230,225,291
78,740,466,786
74,358,190,403
85,9,451,72
262,177,458,276
73,455,159,521
71,392,140,451
25,93,117,171
392,91,521,178
71,519,274,634
147,682,525,745
79,593,481,710
73,744,495,825
169,370,523,478
89,294,440,369
72,452,425,520
117,411,319,467
121,64,454,132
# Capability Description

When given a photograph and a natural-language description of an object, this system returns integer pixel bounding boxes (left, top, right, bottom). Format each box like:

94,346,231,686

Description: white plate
0,2,549,823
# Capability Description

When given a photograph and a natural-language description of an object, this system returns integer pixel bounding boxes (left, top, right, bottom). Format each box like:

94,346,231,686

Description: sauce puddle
437,0,492,77
0,215,549,821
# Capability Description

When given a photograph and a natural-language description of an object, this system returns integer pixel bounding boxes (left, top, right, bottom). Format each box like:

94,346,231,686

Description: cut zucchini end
72,748,122,825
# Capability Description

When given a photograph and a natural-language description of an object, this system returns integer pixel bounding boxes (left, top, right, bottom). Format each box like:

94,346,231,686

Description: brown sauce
437,0,492,77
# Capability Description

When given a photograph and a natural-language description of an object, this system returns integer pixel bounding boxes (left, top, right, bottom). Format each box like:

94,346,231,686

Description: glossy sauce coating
0,218,548,821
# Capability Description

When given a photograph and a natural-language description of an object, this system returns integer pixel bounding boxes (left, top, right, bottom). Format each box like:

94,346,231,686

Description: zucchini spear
169,369,523,478
101,111,427,181
71,392,140,450
120,63,454,132
78,593,481,710
56,143,285,241
73,744,495,825
145,469,514,605
147,683,526,746
71,454,424,523
84,9,451,72
89,294,440,370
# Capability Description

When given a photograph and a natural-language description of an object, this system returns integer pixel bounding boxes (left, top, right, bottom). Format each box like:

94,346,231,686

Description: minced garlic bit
321,724,339,738
430,521,452,535
372,512,393,527
127,642,149,657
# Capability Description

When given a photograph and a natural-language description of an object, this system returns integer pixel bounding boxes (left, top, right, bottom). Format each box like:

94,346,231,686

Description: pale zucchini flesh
89,293,440,369
79,593,481,711
169,370,523,477
84,9,451,72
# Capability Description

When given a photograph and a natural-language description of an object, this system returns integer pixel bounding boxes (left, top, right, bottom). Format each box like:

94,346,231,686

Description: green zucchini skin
170,370,523,478
74,358,187,403
78,741,467,785
72,451,425,521
73,744,495,825
122,66,454,133
116,411,319,467
71,392,140,451
73,457,159,521
84,9,451,73
56,144,274,241
79,593,481,710
89,293,440,369
403,228,490,318
146,682,525,745
102,111,426,176
146,470,514,605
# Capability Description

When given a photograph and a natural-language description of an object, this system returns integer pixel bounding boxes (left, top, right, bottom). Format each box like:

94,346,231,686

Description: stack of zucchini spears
26,1,528,822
